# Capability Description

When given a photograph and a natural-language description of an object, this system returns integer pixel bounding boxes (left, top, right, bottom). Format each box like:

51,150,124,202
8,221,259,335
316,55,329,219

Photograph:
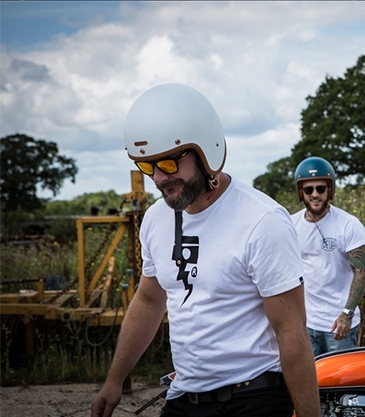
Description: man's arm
91,274,167,417
331,244,365,339
263,284,321,417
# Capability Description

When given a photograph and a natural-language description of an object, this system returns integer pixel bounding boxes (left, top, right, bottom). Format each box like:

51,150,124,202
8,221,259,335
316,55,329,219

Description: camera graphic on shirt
172,235,199,305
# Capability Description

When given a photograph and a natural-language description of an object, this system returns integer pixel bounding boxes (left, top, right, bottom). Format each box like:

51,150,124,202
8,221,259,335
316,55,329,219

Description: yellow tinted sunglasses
134,150,190,176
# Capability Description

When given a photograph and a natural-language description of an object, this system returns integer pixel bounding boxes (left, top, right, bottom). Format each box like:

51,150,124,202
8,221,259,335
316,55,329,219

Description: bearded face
304,198,329,217
156,155,206,211
301,180,330,218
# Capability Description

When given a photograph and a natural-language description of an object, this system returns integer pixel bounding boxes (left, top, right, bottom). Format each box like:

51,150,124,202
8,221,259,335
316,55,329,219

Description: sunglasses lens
136,162,154,175
303,186,327,195
303,187,314,195
156,160,178,174
135,151,188,176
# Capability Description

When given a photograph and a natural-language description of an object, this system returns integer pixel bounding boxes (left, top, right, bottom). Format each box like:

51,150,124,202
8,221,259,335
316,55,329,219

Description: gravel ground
0,382,166,417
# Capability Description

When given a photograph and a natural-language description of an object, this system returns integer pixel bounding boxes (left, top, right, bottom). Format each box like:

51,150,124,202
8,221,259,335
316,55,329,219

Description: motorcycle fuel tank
315,348,365,387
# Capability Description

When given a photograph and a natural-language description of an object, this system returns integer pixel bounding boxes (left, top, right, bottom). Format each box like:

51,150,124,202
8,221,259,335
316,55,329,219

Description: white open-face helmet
124,83,226,176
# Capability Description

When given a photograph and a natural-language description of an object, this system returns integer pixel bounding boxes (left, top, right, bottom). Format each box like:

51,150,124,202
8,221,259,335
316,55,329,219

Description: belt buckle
188,392,199,405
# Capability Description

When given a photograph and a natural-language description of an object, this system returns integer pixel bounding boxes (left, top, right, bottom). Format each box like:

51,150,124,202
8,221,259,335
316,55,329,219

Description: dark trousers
160,385,294,417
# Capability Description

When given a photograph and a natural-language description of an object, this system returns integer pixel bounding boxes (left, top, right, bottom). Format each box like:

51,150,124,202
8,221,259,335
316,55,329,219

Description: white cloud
1,1,364,200
136,35,196,87
224,122,301,185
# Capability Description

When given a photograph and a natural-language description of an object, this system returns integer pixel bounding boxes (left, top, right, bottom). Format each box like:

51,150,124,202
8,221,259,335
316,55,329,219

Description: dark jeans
160,385,294,417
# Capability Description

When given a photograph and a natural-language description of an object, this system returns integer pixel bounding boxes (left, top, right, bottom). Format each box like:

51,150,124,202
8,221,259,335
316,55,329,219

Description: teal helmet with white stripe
294,157,336,201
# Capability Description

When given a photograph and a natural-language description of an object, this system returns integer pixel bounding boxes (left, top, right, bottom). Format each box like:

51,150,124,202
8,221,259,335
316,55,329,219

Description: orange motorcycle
312,347,365,417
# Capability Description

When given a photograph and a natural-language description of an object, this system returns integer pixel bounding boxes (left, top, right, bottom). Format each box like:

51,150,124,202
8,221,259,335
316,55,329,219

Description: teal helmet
294,157,336,201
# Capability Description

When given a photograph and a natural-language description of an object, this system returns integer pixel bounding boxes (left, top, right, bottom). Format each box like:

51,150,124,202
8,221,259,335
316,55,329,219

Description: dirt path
0,382,165,417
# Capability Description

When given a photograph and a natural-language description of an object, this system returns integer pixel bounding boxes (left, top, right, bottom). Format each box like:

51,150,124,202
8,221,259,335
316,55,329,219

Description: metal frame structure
0,171,151,355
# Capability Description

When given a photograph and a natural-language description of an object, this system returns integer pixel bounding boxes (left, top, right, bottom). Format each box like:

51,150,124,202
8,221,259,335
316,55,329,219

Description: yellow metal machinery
0,171,151,363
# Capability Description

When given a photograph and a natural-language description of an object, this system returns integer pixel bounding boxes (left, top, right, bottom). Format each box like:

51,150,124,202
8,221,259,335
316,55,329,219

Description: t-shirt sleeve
139,205,158,278
344,216,365,253
247,207,304,297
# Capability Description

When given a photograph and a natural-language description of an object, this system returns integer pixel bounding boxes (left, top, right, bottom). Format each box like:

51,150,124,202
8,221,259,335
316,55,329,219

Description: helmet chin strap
193,151,220,193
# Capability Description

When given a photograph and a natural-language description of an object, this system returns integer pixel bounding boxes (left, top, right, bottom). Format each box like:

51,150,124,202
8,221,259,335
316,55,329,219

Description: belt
186,371,284,404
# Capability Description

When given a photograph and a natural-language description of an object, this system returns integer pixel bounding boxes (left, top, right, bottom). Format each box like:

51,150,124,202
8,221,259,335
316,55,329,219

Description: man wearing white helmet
292,157,365,356
91,84,321,417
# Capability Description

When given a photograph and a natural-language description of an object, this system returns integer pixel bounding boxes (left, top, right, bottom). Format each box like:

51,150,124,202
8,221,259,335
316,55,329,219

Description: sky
1,1,364,202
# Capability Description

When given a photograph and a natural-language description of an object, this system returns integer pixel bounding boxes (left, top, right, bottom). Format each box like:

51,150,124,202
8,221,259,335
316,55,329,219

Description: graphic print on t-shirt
321,238,337,251
172,235,199,305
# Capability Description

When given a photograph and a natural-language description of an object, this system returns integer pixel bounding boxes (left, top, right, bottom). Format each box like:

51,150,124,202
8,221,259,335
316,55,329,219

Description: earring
207,175,219,191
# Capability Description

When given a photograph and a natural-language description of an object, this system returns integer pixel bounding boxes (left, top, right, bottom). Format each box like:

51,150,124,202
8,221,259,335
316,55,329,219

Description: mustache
156,178,184,192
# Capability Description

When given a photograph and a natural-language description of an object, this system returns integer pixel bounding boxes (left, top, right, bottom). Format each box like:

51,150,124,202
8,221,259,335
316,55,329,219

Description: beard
157,168,206,211
304,198,329,217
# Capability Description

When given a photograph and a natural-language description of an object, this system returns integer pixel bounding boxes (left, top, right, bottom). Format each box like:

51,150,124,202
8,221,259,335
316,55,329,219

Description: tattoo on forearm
349,245,365,271
347,245,365,308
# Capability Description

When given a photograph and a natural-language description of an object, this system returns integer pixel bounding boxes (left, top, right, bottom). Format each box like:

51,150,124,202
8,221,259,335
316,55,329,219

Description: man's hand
90,382,123,417
331,313,352,340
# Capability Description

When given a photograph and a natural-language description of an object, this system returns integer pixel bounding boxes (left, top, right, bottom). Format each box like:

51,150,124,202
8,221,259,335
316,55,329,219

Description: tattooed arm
331,244,365,340
346,244,365,310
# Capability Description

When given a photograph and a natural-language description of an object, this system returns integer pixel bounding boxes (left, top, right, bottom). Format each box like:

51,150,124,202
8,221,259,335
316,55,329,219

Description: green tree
292,54,365,182
0,133,78,212
254,55,365,198
253,157,294,198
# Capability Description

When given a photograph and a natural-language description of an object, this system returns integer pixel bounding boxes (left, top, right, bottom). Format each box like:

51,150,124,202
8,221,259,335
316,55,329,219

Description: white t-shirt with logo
291,205,365,332
140,176,303,399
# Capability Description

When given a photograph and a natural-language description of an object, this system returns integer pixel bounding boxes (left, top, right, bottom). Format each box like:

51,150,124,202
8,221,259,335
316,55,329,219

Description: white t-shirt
291,205,365,332
140,176,303,399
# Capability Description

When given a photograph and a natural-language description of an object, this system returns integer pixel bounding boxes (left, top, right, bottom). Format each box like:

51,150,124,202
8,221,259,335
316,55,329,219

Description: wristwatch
342,308,355,319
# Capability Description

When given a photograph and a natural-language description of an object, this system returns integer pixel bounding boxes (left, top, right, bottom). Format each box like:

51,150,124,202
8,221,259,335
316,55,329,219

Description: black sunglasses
302,185,328,195
134,150,190,176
